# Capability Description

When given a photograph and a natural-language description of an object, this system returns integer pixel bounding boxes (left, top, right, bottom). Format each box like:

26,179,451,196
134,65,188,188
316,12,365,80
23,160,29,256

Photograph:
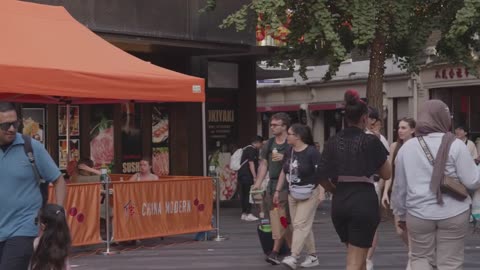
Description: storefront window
21,107,46,145
58,106,80,170
470,96,480,134
452,95,469,131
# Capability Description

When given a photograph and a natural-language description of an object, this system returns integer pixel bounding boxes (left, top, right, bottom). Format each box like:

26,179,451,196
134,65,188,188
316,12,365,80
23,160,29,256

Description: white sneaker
282,256,297,270
244,214,259,221
241,213,247,220
366,259,374,270
259,212,265,219
300,255,319,268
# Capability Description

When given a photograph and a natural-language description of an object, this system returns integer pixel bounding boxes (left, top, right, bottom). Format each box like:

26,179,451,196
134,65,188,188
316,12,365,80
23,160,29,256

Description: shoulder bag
417,136,468,201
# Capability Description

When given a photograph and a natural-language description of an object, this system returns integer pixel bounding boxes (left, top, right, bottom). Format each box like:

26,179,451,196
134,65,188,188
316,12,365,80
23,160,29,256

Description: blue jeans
0,236,35,270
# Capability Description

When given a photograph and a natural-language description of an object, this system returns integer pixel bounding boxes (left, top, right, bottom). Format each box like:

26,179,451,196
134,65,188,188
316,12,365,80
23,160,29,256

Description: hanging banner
112,177,213,242
152,105,169,175
209,151,236,201
121,103,142,173
48,183,102,246
90,105,114,169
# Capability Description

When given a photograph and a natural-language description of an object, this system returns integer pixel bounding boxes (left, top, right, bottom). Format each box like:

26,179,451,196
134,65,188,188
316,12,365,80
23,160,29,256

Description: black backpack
22,135,49,207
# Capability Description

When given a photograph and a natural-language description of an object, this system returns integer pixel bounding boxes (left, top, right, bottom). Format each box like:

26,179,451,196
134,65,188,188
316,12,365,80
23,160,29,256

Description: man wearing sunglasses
0,102,66,270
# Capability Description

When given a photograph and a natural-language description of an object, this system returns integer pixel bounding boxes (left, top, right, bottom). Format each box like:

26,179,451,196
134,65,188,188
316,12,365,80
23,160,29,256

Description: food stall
1,0,212,246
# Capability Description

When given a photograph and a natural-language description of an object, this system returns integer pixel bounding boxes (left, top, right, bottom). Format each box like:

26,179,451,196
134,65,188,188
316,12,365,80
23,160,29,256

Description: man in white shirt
455,126,478,159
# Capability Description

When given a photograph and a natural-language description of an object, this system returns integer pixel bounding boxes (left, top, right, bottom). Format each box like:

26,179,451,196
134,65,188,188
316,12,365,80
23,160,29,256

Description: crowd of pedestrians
3,86,480,270
238,91,480,270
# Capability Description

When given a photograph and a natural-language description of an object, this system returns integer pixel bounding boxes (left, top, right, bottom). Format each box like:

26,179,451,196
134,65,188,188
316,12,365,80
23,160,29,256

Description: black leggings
239,181,253,214
0,236,35,270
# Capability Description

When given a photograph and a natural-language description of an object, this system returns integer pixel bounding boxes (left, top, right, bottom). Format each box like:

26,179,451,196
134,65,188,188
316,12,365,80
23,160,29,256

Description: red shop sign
435,68,469,80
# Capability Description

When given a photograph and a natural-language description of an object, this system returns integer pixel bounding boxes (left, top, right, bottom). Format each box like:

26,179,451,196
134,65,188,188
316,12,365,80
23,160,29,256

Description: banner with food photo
121,103,142,174
59,139,80,170
21,108,45,145
89,106,114,169
209,149,236,201
152,105,169,175
58,106,80,137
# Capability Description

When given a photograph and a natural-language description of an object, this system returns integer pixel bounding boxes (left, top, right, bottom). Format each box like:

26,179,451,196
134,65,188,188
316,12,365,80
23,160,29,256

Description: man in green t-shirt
253,112,292,265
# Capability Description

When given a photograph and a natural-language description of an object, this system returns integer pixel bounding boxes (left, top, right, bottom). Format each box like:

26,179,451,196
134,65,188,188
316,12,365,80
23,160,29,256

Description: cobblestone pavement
70,202,480,269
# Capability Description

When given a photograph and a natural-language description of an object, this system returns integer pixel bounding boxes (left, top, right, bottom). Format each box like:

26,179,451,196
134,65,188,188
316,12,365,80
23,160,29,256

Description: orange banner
48,183,102,246
112,177,213,242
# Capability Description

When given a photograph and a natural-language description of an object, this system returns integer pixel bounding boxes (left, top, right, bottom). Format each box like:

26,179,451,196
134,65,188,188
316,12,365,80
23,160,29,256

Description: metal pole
202,102,207,177
99,175,119,255
65,103,70,164
211,167,226,241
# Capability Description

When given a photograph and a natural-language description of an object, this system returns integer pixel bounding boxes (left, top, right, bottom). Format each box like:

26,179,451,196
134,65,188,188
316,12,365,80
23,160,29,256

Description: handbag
287,148,314,200
417,137,469,201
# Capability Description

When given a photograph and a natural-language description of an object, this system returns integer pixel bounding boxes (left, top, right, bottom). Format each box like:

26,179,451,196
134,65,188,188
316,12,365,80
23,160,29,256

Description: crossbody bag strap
239,145,254,167
417,136,435,166
22,135,45,185
288,148,294,184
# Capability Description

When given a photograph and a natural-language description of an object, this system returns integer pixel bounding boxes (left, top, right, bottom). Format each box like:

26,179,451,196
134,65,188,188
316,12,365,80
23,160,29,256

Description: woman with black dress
318,90,391,270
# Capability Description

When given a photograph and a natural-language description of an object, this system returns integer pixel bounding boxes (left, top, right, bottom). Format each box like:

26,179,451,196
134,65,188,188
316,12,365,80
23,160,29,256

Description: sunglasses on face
0,121,20,131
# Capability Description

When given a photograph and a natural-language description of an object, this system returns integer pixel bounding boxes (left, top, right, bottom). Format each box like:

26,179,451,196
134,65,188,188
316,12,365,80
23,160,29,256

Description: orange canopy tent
0,0,207,175
0,0,205,104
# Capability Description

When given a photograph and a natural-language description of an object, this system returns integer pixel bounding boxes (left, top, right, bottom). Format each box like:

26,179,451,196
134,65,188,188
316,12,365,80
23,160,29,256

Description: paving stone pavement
70,202,480,269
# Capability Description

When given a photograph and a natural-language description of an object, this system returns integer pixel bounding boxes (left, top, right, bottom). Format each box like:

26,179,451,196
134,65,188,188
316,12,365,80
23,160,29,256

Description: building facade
22,0,264,176
257,59,415,146
419,64,480,143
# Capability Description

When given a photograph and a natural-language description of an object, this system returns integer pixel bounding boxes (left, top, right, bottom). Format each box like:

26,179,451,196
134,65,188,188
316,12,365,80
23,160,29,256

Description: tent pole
202,102,207,177
66,103,70,165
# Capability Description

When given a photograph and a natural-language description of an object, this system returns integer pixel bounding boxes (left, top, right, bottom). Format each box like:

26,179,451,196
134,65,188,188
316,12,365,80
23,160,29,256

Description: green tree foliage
202,0,480,120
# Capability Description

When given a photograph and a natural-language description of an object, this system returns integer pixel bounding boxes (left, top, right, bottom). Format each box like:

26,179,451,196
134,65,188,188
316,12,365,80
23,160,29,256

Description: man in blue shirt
0,102,66,270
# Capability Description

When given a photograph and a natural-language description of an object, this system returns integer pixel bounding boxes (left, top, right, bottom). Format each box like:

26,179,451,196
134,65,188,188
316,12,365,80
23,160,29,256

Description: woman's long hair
290,123,315,146
31,204,71,270
391,117,416,179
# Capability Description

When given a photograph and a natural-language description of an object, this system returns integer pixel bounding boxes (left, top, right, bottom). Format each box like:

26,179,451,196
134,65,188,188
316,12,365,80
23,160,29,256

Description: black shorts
331,182,380,248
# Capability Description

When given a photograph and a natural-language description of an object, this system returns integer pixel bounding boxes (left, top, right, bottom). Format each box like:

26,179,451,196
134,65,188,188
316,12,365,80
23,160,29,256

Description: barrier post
210,166,226,241
98,175,119,255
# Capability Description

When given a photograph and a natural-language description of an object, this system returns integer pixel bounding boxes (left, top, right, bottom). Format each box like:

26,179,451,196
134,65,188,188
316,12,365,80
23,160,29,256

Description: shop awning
257,105,301,113
308,103,344,111
0,0,204,104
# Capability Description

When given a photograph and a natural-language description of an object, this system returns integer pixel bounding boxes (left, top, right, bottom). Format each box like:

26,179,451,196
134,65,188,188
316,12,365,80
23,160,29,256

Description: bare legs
347,244,369,270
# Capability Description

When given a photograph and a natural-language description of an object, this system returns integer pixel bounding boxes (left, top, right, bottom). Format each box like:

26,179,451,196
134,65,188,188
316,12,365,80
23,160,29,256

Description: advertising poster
207,107,236,150
89,106,114,169
58,106,80,137
152,105,169,175
121,103,142,174
22,108,45,145
59,139,80,170
206,101,237,200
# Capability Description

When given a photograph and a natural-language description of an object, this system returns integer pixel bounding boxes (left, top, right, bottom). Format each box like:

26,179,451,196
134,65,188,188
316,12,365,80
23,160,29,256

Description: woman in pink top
30,204,71,270
129,158,159,181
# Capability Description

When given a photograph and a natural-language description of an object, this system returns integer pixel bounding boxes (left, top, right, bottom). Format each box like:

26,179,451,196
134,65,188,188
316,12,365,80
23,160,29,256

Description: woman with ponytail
30,204,71,270
317,90,391,270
